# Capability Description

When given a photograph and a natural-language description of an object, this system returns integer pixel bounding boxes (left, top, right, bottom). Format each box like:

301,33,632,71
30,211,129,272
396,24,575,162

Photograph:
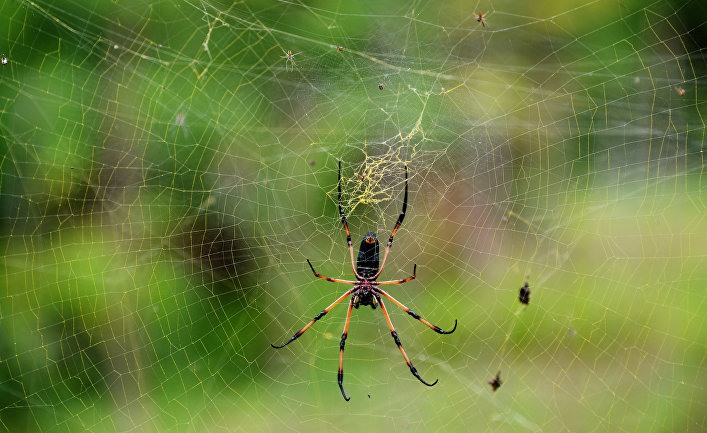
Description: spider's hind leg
338,298,355,401
375,286,457,335
374,293,438,387
271,289,354,349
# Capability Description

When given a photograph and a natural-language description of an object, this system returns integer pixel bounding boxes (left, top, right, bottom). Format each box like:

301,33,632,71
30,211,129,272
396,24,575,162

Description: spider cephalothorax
352,285,378,309
272,161,457,401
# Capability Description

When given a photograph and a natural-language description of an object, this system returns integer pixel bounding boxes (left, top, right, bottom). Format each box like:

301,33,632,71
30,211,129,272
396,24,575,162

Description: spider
476,11,488,28
282,50,300,71
519,281,530,305
488,371,502,391
272,161,457,401
172,111,189,137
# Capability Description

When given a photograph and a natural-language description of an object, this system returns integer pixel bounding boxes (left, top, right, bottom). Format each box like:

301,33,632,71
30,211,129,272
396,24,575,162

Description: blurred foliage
1,0,705,432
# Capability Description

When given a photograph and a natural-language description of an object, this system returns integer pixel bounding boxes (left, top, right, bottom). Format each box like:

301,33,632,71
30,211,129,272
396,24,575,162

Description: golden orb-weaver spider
272,161,457,401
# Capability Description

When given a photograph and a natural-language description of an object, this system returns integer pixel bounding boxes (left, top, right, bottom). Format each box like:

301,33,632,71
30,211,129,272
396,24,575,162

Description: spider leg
307,259,358,284
338,161,364,280
372,164,407,280
375,286,457,334
375,293,438,387
338,298,354,401
271,288,354,349
375,264,417,285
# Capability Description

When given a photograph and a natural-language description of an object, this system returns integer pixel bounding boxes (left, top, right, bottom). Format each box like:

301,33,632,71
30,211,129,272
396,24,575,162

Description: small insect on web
172,111,189,137
1,55,7,65
519,282,530,305
271,161,458,401
488,371,502,391
475,11,488,28
281,50,300,71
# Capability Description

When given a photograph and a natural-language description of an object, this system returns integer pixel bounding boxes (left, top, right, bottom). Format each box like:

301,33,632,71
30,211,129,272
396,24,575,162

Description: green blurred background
1,0,705,431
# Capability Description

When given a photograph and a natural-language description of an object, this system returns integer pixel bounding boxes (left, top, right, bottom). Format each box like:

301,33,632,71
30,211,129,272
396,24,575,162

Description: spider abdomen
356,232,380,279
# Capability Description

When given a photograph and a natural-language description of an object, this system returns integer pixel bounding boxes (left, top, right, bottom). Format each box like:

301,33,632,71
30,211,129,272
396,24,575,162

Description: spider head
356,231,379,279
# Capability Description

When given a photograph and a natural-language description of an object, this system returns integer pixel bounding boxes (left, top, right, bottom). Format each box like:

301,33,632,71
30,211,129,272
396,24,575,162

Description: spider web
1,0,705,432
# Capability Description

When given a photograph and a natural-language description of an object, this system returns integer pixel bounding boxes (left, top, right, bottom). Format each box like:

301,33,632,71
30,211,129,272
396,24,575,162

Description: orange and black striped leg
338,161,364,280
306,259,357,284
338,298,354,401
271,289,354,349
372,164,408,279
375,264,417,286
375,286,457,335
375,293,438,387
